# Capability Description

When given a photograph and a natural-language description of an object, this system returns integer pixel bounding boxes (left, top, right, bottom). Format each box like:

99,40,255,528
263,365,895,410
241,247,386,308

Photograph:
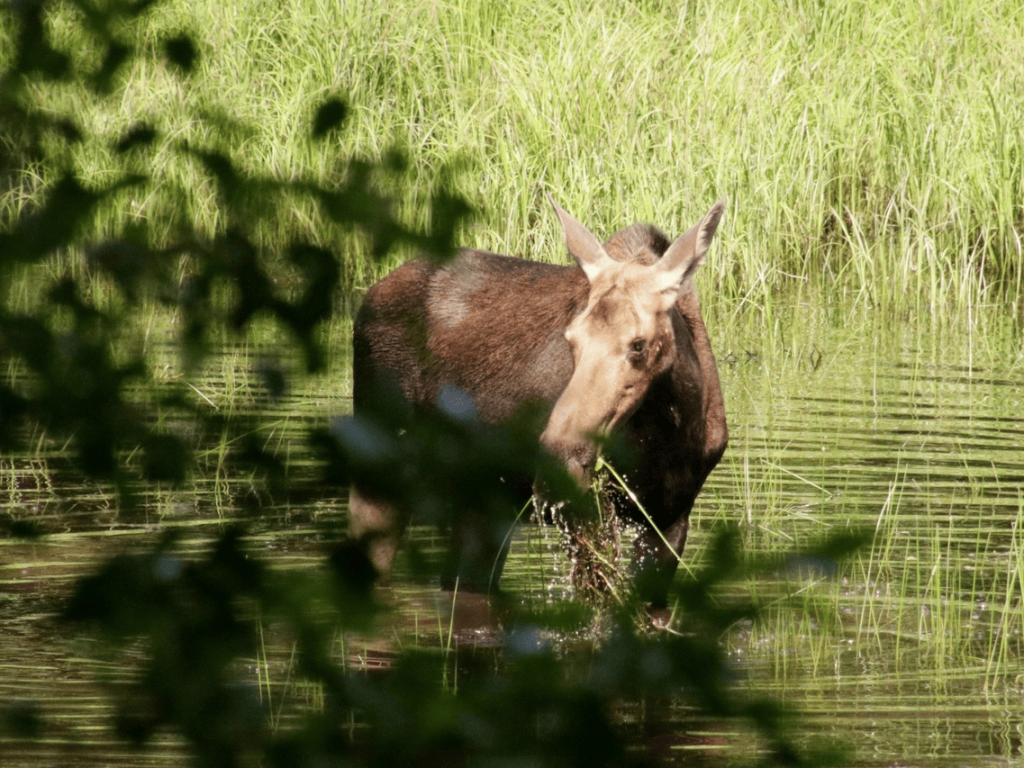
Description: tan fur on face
540,200,725,485
543,261,679,478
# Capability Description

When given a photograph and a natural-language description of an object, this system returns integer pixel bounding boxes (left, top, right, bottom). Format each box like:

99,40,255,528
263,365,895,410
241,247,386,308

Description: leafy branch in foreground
60,523,857,768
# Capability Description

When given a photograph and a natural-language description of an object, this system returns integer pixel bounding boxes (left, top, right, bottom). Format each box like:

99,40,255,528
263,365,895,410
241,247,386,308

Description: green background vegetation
4,0,1023,309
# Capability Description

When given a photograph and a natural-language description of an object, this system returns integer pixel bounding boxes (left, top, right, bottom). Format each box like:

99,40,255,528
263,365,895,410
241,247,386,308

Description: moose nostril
539,433,593,481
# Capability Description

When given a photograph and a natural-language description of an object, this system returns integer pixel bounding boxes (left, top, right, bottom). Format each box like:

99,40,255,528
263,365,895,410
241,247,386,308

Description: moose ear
654,199,726,294
549,195,615,282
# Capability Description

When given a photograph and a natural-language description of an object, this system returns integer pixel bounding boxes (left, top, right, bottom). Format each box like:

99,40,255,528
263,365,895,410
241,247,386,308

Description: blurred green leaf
13,2,70,80
92,41,131,93
164,33,197,73
142,432,190,483
312,96,348,139
0,514,43,539
114,122,157,152
1,701,43,739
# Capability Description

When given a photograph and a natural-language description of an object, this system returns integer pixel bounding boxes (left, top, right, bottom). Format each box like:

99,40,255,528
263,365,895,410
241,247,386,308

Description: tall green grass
3,0,1023,310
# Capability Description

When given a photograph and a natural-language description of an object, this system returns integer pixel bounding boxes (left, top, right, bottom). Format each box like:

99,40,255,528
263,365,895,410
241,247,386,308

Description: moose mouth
535,399,620,508
530,421,599,514
538,377,639,495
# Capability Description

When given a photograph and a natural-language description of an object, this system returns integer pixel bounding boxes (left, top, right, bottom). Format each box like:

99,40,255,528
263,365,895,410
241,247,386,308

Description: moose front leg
631,514,689,611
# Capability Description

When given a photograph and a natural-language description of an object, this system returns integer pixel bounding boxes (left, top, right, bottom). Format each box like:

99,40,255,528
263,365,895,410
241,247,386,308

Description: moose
348,197,728,609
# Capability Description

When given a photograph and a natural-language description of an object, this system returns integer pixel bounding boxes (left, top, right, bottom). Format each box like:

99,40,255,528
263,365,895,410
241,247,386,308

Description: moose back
348,199,728,606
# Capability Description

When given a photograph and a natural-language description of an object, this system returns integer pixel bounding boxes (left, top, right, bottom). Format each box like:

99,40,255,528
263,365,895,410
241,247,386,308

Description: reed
3,0,1023,311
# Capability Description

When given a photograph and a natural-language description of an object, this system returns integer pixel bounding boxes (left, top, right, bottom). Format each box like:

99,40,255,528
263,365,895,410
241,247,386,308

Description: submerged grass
3,0,1024,312
704,297,1024,723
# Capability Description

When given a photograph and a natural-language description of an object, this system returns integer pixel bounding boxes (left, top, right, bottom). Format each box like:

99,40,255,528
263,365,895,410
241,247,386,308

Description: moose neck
677,287,728,467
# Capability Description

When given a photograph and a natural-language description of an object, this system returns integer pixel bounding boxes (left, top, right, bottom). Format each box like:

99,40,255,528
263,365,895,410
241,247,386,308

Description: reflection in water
701,301,1024,766
1,302,1023,767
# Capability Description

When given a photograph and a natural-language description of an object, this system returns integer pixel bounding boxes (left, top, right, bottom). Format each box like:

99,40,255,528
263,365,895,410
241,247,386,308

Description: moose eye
629,339,647,357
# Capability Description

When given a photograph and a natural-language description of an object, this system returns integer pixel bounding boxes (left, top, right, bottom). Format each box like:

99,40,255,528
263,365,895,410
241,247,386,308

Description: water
1,300,1023,766
704,301,1024,766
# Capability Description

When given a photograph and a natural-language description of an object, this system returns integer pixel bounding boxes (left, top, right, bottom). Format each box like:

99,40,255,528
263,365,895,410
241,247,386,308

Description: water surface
2,299,1022,766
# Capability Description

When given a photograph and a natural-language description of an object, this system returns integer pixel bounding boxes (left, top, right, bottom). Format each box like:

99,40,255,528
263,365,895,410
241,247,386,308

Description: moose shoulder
349,199,728,607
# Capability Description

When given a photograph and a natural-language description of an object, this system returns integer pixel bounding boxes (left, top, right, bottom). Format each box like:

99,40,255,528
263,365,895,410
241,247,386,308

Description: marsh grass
4,0,1024,313
700,297,1024,739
